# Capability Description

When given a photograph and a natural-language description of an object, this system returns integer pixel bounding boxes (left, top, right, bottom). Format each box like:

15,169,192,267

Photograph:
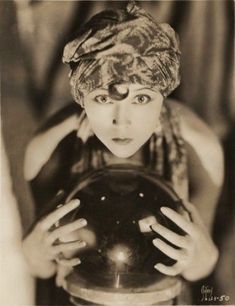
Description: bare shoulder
168,100,212,133
168,99,224,187
168,99,222,148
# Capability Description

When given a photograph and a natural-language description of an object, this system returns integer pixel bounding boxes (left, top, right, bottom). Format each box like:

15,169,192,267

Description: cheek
132,107,161,133
84,104,112,135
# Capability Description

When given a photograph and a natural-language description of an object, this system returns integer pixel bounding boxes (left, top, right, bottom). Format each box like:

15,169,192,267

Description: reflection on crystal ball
107,244,132,267
61,165,187,289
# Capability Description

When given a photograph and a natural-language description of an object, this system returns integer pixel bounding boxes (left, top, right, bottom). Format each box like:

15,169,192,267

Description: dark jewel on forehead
108,83,129,100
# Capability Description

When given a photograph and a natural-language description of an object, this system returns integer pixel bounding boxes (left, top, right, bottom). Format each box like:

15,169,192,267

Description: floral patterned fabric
63,2,181,104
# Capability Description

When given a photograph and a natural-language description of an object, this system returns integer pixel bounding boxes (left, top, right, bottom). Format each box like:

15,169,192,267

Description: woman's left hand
151,201,219,281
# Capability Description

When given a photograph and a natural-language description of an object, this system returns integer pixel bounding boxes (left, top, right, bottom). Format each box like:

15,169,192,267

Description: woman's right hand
22,199,87,279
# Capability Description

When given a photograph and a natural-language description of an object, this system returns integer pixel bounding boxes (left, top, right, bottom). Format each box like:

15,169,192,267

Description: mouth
112,138,133,145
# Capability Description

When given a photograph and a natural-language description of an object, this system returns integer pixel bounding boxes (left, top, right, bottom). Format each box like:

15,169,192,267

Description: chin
111,151,134,159
107,145,139,159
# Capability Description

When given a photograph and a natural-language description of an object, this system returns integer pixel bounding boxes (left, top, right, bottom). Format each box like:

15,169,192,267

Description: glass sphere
61,164,188,290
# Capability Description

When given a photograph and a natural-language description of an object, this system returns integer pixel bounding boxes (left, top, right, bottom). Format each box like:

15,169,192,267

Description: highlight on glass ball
59,165,189,291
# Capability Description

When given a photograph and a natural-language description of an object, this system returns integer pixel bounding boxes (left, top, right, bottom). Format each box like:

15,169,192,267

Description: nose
112,102,131,126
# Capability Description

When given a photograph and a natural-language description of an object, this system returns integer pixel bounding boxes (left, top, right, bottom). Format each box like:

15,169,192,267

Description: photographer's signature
201,285,230,303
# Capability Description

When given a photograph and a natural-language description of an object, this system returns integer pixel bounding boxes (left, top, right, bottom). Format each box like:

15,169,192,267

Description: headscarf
62,2,181,104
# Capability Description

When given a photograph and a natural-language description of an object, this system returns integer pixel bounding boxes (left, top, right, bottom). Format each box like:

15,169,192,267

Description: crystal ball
60,164,188,289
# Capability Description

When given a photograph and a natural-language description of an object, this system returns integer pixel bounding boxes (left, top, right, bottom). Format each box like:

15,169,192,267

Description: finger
41,199,80,230
179,204,191,222
48,218,87,243
57,257,81,267
154,263,181,276
151,223,188,248
56,263,74,287
152,238,183,260
160,207,195,236
183,201,204,226
52,240,86,256
32,190,65,229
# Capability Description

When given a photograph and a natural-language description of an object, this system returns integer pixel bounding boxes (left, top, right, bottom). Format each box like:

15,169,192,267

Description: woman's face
83,83,163,158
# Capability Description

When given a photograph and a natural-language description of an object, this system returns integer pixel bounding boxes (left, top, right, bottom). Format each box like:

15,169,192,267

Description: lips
112,138,133,145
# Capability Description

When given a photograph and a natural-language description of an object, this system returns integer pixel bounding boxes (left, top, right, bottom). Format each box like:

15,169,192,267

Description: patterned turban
63,2,181,104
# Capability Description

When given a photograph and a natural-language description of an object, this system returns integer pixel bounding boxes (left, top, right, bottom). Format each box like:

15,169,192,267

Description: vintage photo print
1,1,234,305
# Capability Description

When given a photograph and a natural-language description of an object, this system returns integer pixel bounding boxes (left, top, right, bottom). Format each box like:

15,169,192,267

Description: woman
22,3,223,305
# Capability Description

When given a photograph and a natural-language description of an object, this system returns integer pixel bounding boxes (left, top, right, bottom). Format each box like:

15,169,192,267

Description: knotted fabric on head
63,2,181,105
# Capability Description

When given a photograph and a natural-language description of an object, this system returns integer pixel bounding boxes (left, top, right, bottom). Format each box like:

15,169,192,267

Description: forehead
88,83,159,95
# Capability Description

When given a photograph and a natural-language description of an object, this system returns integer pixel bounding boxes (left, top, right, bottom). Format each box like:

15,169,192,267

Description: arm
22,105,88,280
24,111,79,181
178,102,224,231
152,101,224,281
1,137,34,305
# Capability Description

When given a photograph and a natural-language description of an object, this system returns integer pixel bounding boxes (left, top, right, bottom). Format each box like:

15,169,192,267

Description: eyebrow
92,87,156,94
135,87,156,92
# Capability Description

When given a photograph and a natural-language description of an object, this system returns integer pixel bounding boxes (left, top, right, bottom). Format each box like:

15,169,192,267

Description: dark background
1,0,234,304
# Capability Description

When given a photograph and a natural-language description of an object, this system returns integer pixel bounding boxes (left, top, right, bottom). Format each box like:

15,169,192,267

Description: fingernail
74,241,85,249
160,207,168,214
56,204,63,209
75,258,81,265
79,218,87,226
72,199,80,206
154,263,161,269
80,241,86,248
153,238,160,245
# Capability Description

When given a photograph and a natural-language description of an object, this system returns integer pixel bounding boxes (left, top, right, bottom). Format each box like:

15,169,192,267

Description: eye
133,94,151,105
94,95,112,104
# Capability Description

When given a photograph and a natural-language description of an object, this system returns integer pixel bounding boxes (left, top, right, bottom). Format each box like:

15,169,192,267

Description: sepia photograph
1,0,234,305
